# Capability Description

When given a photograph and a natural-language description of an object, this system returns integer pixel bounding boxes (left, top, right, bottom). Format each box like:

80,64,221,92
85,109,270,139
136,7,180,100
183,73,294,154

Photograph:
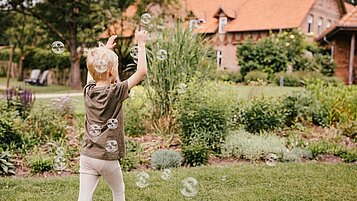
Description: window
216,50,222,67
219,17,228,34
308,15,314,33
326,19,332,28
189,20,196,31
317,17,323,34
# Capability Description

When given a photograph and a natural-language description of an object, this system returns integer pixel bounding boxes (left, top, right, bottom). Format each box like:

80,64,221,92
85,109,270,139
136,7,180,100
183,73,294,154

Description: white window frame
318,17,323,34
189,20,196,31
216,50,222,67
308,15,314,33
219,17,228,34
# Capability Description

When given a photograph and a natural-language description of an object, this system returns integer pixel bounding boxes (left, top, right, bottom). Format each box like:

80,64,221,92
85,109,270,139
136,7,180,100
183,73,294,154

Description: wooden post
349,33,355,85
6,45,15,89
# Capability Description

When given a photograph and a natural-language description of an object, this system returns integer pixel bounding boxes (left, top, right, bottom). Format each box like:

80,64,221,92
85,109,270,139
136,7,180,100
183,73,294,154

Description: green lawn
0,163,356,201
0,78,81,94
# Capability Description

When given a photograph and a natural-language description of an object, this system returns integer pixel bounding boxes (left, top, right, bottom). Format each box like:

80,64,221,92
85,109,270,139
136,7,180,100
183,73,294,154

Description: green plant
341,121,357,143
0,100,23,151
244,70,268,83
282,147,312,162
176,79,234,152
51,96,77,117
238,98,285,133
181,143,209,167
221,129,286,161
124,86,149,136
27,154,53,173
119,139,142,171
2,86,35,119
151,149,181,170
308,140,357,162
0,151,16,175
215,70,243,83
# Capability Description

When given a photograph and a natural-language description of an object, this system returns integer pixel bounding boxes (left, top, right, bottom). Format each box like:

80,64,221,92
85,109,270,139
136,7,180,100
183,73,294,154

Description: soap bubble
94,59,108,73
180,177,198,197
177,83,187,94
51,41,65,54
221,175,227,182
89,124,101,136
130,46,140,59
133,59,138,64
156,49,167,61
195,18,206,29
265,153,278,166
107,118,118,129
105,140,118,153
136,171,150,188
141,13,152,24
160,169,172,180
53,156,67,171
56,147,65,156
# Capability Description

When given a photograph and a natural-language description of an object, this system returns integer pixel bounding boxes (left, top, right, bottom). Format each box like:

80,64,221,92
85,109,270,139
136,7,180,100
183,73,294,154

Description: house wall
333,32,357,84
300,0,342,37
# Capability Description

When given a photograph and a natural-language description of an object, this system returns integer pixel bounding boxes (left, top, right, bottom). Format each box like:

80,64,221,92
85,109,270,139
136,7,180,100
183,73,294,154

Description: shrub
238,98,285,133
274,71,342,87
341,121,357,143
282,147,312,162
244,70,268,83
51,96,77,117
0,151,16,175
181,143,209,167
0,101,23,150
27,154,53,173
176,79,234,152
151,149,181,170
215,70,243,83
2,86,35,119
308,141,357,163
119,139,142,171
221,129,286,161
124,86,149,136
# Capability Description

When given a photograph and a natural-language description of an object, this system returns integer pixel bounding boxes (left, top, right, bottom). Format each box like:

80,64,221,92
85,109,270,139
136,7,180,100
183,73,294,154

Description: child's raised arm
127,30,148,90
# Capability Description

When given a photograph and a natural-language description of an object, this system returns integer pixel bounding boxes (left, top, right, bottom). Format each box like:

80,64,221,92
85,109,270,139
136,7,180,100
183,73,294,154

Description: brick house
317,6,357,84
185,0,348,71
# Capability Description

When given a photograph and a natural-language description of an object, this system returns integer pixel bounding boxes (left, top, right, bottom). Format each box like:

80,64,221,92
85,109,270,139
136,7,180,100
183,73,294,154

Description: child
78,30,148,201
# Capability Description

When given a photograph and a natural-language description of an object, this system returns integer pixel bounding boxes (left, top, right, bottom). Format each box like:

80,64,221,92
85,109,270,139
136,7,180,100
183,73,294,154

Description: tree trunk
17,54,25,81
70,48,82,89
6,45,15,89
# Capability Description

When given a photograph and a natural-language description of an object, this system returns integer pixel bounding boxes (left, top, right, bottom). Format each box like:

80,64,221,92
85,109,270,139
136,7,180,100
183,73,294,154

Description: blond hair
86,46,119,82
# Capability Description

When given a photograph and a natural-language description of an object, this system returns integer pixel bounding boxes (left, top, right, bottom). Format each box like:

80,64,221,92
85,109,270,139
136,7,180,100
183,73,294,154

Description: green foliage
221,129,286,161
50,96,77,117
244,70,268,83
3,86,36,119
181,143,209,167
0,100,23,151
238,98,285,133
341,121,357,143
282,147,312,162
145,22,215,119
150,149,181,170
119,139,142,172
124,86,149,136
0,151,16,175
176,79,234,151
308,141,357,163
27,154,53,173
237,29,335,78
215,70,243,83
274,71,342,87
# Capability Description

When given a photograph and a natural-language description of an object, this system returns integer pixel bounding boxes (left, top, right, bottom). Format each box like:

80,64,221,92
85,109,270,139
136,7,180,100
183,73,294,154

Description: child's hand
135,30,149,45
105,35,117,49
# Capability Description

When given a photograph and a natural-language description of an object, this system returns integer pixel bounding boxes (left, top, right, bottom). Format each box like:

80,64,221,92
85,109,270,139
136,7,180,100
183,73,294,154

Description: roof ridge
340,6,357,25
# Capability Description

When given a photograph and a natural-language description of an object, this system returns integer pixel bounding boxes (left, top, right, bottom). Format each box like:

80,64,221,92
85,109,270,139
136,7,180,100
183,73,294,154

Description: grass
0,77,81,94
0,163,356,201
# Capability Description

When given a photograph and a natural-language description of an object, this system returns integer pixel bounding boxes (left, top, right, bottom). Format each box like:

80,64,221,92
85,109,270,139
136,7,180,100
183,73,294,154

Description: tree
2,0,135,89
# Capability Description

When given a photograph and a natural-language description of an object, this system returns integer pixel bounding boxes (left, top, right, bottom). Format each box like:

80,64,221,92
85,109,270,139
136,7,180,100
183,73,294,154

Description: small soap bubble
53,156,67,171
56,147,65,156
51,41,65,54
141,13,152,24
180,177,198,197
156,49,167,61
177,83,187,94
195,18,206,29
89,124,101,136
107,118,118,129
160,169,172,180
136,171,150,188
221,175,227,182
130,46,140,59
94,60,108,73
265,153,278,167
105,140,118,153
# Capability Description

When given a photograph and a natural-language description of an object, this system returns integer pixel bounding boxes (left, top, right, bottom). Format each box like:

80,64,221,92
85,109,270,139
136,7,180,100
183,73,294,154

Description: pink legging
78,155,125,201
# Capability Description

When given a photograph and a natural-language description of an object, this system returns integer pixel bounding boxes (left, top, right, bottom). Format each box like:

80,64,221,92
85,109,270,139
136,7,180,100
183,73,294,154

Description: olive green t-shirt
81,80,129,160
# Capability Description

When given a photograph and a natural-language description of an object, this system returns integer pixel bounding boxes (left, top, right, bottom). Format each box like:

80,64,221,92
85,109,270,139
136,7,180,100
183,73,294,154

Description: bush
0,101,23,151
341,121,357,143
181,143,209,167
308,141,357,163
151,149,181,170
273,71,342,87
119,139,142,171
2,86,35,119
238,98,285,133
124,86,149,136
215,70,243,83
282,147,312,162
0,151,16,175
176,79,234,152
244,70,268,83
27,154,53,173
221,129,286,161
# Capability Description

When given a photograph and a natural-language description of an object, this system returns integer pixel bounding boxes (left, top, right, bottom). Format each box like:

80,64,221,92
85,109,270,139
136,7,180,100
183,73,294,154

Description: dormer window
219,17,228,34
317,17,323,34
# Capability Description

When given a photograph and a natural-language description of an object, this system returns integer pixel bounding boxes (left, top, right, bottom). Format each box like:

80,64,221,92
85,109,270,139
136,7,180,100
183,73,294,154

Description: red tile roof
344,2,356,13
